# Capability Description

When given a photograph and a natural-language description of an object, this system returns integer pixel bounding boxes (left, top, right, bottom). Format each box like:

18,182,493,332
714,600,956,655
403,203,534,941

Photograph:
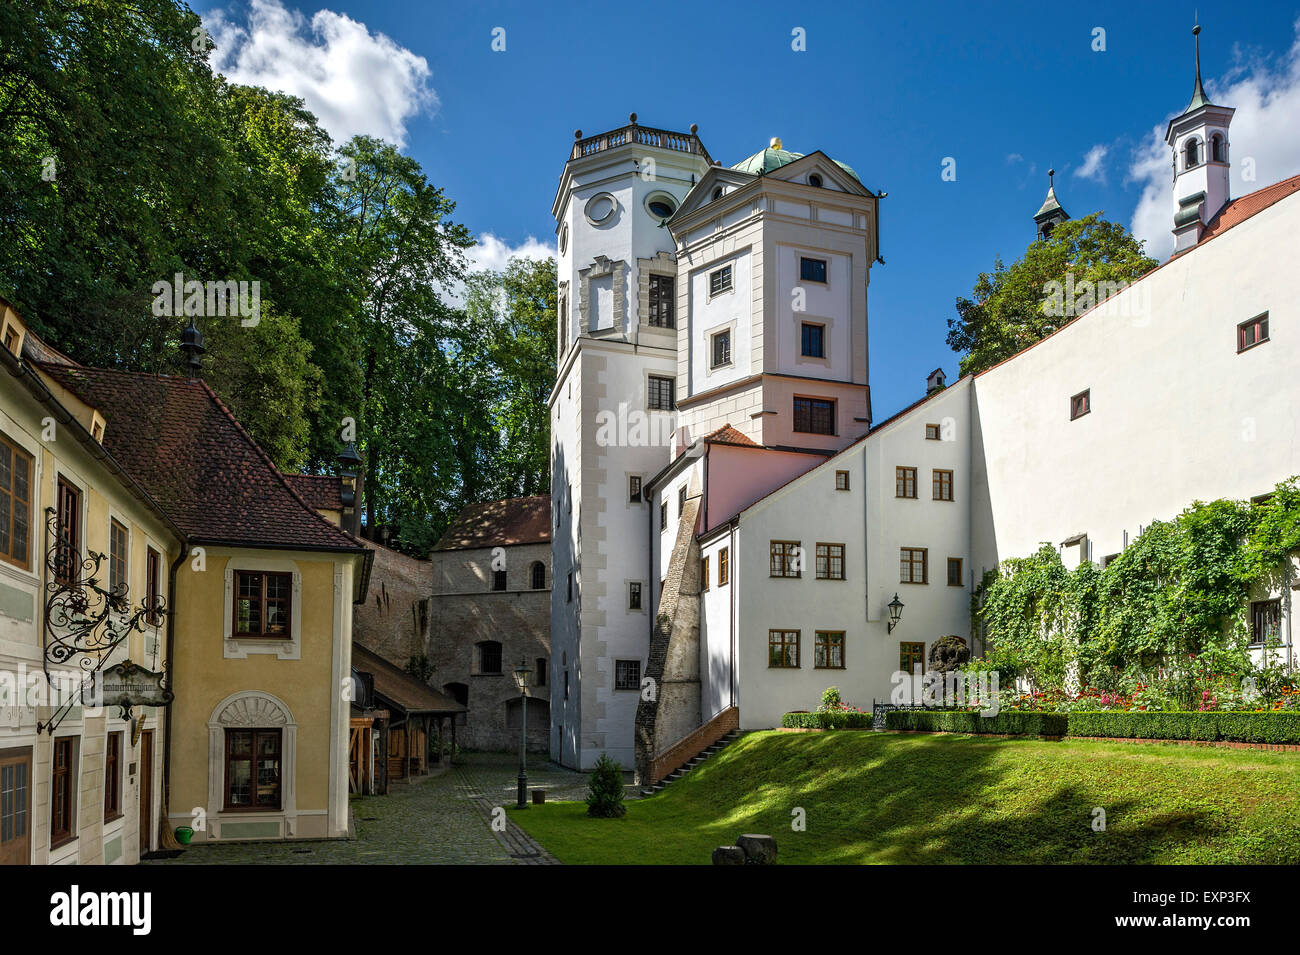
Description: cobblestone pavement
145,753,618,865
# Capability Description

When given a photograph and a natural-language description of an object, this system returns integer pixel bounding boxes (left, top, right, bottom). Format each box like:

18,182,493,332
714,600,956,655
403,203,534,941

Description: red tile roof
432,495,551,551
38,363,364,552
352,644,465,714
284,473,345,511
703,423,759,447
1199,173,1300,242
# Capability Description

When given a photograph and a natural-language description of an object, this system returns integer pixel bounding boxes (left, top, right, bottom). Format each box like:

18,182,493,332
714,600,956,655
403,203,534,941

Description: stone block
712,845,746,865
736,833,777,865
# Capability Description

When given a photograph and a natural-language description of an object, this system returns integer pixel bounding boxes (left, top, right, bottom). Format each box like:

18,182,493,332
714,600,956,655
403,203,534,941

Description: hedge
781,711,874,730
884,710,1068,737
1066,711,1300,744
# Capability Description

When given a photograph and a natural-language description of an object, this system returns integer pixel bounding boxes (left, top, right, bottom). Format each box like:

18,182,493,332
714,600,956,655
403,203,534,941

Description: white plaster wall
688,248,752,395
698,530,735,720
774,243,853,381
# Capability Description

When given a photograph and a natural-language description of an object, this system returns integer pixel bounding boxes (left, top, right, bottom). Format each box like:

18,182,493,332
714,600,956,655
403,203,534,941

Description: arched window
476,641,502,674
712,186,723,201
530,561,545,589
1184,137,1201,169
1211,134,1225,162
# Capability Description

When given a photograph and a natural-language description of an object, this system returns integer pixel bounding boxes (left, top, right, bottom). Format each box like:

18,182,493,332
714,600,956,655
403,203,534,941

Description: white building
549,35,1300,778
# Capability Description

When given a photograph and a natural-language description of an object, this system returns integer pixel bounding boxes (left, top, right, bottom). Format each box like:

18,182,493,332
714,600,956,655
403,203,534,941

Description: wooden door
0,748,31,865
138,730,153,855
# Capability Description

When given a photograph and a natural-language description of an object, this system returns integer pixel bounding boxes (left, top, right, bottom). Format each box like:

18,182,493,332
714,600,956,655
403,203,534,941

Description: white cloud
205,0,436,147
1074,144,1109,183
1129,18,1300,259
441,233,554,308
1006,152,1024,164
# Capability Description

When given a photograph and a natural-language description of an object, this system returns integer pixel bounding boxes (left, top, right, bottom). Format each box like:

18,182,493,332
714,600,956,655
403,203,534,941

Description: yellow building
0,300,371,862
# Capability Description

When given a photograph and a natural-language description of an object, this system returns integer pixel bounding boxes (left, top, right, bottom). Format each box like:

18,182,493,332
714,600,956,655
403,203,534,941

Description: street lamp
513,658,532,809
886,593,905,633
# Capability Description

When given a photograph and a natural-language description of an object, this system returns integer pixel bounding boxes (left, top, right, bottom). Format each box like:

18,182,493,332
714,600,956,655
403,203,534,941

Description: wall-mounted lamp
886,593,904,633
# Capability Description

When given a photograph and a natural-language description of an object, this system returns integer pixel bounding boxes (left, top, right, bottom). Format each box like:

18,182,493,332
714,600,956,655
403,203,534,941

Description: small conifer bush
585,753,627,818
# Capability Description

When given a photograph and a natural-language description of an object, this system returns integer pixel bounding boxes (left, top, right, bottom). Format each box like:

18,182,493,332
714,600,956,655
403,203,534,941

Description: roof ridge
197,379,362,550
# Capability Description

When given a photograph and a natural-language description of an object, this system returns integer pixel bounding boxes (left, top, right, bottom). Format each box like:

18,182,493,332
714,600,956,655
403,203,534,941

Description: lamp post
513,658,532,808
886,593,905,633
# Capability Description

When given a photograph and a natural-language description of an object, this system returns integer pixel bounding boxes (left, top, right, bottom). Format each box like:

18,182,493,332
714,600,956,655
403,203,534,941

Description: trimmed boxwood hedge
781,711,874,729
1066,711,1300,744
884,710,1068,737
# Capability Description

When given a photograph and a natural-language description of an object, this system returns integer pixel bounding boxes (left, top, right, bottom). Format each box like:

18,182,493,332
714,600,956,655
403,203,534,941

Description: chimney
337,441,364,537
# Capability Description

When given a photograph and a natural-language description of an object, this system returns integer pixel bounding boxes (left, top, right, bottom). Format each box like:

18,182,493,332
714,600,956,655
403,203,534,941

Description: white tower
549,115,711,769
1166,24,1234,254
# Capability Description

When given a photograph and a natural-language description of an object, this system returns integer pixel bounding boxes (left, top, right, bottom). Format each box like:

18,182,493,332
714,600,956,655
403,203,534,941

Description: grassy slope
510,731,1300,864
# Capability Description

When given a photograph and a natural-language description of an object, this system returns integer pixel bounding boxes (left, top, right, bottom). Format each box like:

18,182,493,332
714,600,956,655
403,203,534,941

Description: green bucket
174,826,194,845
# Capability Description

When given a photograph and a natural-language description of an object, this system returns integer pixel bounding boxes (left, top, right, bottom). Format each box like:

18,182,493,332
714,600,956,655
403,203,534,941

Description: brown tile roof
352,643,465,714
284,473,344,511
37,363,363,552
703,423,759,447
432,495,551,551
1198,172,1300,242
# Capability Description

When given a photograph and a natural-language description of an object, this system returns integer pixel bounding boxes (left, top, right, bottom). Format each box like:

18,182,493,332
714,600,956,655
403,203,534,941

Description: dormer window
808,173,823,188
2,328,16,354
91,422,104,443
1184,137,1201,169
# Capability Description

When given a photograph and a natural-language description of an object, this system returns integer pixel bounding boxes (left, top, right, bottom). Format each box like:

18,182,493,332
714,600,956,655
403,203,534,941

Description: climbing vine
974,477,1300,698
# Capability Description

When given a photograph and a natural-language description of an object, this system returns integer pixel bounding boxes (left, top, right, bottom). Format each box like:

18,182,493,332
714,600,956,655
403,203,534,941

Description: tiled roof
703,424,759,447
284,473,344,511
353,644,464,714
432,495,551,551
38,364,363,552
1199,173,1300,242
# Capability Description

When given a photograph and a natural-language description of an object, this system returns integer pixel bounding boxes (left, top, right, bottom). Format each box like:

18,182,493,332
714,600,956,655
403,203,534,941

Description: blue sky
195,0,1300,420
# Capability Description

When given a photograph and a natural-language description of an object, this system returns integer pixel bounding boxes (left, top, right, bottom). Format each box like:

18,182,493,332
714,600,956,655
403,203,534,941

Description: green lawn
509,730,1300,864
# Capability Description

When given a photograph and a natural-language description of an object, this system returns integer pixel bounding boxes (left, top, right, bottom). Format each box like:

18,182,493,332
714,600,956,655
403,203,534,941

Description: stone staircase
647,730,742,794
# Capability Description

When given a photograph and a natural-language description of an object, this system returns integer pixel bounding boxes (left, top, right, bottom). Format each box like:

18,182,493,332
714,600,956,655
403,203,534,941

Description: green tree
946,213,1158,376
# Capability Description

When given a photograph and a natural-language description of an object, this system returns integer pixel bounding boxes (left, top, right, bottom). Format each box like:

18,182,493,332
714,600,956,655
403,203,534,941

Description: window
815,631,845,669
711,329,732,367
146,546,161,626
900,547,928,584
629,475,642,503
900,641,925,675
1070,390,1090,420
647,274,675,328
701,556,710,591
536,659,547,687
768,630,800,668
478,641,503,674
712,186,724,201
55,478,80,585
1184,137,1200,168
816,543,845,580
1238,313,1269,352
566,571,573,603
835,470,849,491
801,322,825,358
709,265,733,296
492,569,507,592
109,520,128,597
2,329,14,353
647,195,677,219
793,397,835,435
925,423,941,440
1,752,29,857
947,557,964,587
678,485,687,516
51,737,75,846
1211,134,1225,162
648,375,675,411
769,540,802,578
103,732,122,821
559,295,568,352
933,469,954,501
1250,599,1281,646
530,561,545,589
233,570,291,637
660,501,668,531
718,547,729,586
0,435,31,571
629,581,642,610
224,729,282,811
808,173,823,188
800,257,828,283
91,421,104,443
615,659,641,690
896,467,917,499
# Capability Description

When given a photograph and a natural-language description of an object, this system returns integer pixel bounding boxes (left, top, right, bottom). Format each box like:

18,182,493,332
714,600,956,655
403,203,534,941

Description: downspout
161,541,191,850
729,520,736,709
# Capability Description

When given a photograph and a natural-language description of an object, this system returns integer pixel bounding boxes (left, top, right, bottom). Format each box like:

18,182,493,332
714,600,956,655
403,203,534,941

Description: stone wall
427,541,552,752
353,540,432,667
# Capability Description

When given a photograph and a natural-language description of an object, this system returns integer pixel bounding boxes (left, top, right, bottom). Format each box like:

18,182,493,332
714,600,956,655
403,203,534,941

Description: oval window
646,193,677,219
809,173,823,188
559,222,568,254
584,192,617,225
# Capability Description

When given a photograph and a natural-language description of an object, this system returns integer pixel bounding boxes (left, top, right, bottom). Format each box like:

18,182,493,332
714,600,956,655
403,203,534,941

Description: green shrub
781,710,874,730
818,686,843,711
1066,711,1300,744
585,753,626,818
885,710,1068,737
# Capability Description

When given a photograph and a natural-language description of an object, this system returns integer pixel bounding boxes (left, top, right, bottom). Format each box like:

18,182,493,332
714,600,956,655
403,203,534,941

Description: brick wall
354,540,432,667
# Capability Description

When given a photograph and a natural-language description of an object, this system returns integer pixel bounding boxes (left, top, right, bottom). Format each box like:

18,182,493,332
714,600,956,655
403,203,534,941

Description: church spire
1185,23,1213,113
1033,168,1069,241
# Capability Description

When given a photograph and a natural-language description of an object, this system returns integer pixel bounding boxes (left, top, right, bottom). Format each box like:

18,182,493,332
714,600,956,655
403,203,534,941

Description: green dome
730,144,860,184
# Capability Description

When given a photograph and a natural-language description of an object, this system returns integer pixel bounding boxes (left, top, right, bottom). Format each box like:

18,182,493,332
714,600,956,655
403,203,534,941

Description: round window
645,192,678,220
809,174,823,188
584,192,617,226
